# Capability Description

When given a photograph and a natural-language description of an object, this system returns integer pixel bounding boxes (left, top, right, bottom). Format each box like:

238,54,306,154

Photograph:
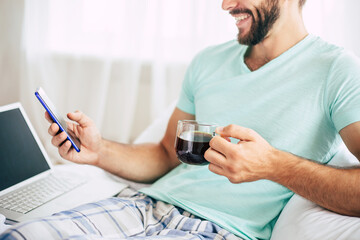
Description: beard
231,0,281,46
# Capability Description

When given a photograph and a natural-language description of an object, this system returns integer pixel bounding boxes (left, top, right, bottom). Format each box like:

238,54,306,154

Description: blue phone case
35,90,81,152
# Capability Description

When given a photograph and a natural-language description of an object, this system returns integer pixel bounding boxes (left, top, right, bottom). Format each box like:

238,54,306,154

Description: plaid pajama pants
0,188,243,240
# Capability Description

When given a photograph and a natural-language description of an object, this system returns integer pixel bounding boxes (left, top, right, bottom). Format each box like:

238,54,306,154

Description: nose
222,0,238,11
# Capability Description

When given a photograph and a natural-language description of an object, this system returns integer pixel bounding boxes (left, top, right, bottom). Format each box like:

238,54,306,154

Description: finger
51,131,68,147
223,136,231,142
216,124,258,141
204,147,226,165
209,135,232,156
58,140,72,159
208,163,225,176
45,111,53,123
67,111,92,127
48,123,60,136
66,121,75,132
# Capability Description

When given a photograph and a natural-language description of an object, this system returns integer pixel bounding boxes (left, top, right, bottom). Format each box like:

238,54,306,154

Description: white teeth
235,15,249,22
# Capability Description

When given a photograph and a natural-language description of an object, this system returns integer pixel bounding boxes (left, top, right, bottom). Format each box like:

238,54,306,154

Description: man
2,0,360,239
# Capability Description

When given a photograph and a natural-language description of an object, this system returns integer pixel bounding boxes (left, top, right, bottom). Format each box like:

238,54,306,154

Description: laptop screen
0,108,50,191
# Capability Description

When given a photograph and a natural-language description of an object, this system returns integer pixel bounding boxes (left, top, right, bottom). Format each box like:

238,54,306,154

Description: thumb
67,111,92,127
216,124,257,141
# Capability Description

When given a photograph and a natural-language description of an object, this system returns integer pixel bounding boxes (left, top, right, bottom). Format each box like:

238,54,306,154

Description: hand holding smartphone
35,87,81,152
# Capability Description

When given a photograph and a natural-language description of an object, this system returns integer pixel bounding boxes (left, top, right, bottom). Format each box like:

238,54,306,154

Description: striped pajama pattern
0,188,243,240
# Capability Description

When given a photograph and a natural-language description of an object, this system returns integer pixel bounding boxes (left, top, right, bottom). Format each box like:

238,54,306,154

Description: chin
237,28,252,44
237,35,250,45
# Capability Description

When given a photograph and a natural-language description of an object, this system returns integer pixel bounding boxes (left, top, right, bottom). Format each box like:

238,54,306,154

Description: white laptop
0,103,128,224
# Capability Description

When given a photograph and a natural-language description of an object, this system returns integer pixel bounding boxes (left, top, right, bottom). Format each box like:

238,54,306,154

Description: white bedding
0,214,9,234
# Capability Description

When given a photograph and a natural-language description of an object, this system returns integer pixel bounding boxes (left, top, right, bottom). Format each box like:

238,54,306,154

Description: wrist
94,137,107,167
266,149,299,183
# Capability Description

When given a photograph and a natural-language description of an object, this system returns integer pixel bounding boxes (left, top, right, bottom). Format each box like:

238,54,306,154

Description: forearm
270,151,360,216
95,139,180,183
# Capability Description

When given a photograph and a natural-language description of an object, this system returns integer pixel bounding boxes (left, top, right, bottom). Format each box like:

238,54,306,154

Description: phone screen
35,87,81,152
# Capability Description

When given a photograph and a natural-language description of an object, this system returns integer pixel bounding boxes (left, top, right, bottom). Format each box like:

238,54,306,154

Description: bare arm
270,148,360,216
205,122,360,216
96,108,195,183
47,108,194,183
272,121,360,216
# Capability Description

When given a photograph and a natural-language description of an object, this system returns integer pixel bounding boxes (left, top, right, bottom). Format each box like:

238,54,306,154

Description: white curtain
16,0,236,163
303,0,360,57
0,0,359,164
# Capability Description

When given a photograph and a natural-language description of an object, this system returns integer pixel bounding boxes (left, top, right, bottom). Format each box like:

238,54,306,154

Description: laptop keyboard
0,174,85,214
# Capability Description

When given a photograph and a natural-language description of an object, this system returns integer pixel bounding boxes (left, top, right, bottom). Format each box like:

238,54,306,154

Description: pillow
133,101,176,144
271,145,360,240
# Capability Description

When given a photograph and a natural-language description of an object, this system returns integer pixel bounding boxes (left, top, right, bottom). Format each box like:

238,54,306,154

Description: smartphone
35,87,81,152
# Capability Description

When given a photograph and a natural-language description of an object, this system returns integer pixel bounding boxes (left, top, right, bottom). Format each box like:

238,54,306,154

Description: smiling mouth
234,14,251,24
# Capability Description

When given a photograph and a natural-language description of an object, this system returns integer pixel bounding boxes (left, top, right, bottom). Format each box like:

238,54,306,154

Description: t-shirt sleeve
325,52,360,132
176,53,202,115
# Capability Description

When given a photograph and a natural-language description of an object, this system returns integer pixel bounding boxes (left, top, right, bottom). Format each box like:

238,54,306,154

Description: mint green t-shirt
140,35,360,240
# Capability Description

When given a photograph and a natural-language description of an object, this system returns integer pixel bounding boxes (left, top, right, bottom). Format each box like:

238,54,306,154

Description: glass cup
174,120,217,165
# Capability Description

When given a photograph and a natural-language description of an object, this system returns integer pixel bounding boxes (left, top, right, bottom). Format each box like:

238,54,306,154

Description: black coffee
175,131,212,165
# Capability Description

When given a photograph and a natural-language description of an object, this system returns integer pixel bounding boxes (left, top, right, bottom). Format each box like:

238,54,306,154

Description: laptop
0,102,128,223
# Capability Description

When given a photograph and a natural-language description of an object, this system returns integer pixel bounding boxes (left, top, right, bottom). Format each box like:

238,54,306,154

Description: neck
244,4,308,71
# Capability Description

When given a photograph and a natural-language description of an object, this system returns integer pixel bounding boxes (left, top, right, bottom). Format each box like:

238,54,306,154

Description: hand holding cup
174,120,217,165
